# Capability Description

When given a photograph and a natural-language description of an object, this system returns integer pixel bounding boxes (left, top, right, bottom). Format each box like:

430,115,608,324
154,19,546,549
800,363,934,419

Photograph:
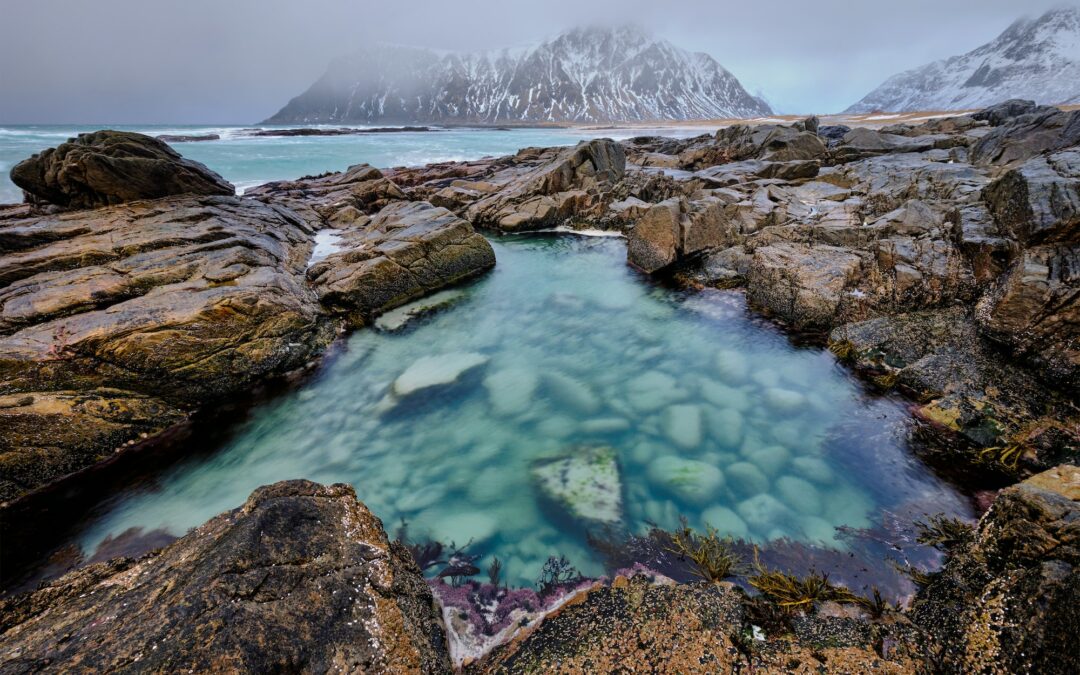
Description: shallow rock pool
78,234,972,586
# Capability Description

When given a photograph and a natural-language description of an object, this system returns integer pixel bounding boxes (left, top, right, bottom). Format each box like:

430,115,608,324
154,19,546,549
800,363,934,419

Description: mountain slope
847,7,1080,113
265,26,771,124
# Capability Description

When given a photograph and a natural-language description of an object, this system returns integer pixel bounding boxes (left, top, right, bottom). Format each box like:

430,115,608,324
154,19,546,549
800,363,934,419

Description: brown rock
746,243,870,329
10,130,233,209
0,480,451,673
307,201,495,324
0,196,333,501
911,465,1080,675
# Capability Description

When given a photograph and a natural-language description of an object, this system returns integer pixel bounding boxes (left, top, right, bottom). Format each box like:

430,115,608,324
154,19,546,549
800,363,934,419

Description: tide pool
75,234,972,587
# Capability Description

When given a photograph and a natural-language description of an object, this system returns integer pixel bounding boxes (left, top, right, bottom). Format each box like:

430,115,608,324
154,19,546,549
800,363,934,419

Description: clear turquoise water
0,124,699,203
76,234,972,587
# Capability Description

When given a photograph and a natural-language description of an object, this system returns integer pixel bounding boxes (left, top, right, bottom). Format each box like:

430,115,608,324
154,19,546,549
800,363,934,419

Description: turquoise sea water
0,124,699,203
74,235,972,587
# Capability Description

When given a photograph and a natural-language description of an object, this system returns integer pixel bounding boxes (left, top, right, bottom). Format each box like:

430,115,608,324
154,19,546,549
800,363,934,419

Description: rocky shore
1,100,1078,671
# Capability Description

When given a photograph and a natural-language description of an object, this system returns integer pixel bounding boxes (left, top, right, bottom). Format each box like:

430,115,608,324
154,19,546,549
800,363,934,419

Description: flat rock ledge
0,480,452,674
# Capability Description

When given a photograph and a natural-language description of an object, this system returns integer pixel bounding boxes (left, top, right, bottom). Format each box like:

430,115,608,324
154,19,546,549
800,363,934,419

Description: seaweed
748,548,863,611
536,556,582,597
664,516,743,583
914,514,975,553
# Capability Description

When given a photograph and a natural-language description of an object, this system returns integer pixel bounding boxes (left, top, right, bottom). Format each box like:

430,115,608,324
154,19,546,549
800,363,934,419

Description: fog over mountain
266,26,771,124
0,0,1074,122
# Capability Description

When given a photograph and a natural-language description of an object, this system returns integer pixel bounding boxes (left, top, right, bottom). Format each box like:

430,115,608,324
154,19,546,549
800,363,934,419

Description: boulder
976,243,1079,390
531,445,623,530
982,150,1080,245
0,481,451,673
0,196,333,501
833,127,946,162
464,140,625,231
626,197,741,273
911,465,1080,675
746,243,869,330
970,108,1080,166
391,352,489,398
307,201,495,324
10,130,233,209
970,99,1046,126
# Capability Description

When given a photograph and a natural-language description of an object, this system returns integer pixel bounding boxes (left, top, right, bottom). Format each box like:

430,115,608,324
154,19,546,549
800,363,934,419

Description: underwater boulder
392,352,489,398
531,445,623,531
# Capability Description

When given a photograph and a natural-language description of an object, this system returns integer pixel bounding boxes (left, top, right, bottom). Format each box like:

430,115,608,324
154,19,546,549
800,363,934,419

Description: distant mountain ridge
264,26,771,125
847,7,1080,113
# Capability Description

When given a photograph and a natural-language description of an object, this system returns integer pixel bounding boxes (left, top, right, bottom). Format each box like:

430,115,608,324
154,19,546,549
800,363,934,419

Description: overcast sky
0,0,1071,123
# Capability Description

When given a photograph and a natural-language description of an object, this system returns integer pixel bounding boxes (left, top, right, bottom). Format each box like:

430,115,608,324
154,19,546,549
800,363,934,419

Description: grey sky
0,0,1071,123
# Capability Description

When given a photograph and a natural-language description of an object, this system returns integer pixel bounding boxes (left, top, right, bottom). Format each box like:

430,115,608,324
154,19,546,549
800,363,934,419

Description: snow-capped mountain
264,26,771,124
846,7,1080,113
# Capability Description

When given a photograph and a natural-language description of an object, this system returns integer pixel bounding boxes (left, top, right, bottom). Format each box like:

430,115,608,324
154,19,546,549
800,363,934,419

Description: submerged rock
374,288,468,332
10,130,234,209
483,366,538,417
646,455,724,505
531,445,623,530
0,481,451,673
392,352,489,398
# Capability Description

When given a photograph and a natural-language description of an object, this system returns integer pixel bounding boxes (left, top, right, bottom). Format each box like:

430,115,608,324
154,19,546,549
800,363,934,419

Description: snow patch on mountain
847,7,1080,113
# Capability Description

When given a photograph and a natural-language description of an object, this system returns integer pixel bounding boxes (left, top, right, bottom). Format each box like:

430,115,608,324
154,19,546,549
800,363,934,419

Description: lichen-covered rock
0,480,451,673
531,445,622,531
910,465,1080,675
307,200,495,324
0,196,333,501
10,130,233,209
469,575,924,674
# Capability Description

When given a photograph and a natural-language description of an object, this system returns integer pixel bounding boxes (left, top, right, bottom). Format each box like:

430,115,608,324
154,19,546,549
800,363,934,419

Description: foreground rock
911,465,1080,674
10,130,234,209
0,195,333,501
0,480,451,673
470,574,923,673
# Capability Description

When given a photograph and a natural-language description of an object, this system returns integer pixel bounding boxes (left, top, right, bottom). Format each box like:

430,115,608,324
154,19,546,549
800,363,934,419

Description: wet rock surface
911,465,1080,674
0,195,333,501
10,130,234,209
0,480,451,674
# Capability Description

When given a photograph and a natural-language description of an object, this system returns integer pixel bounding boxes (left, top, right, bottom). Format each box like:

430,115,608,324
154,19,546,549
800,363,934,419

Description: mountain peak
264,26,769,124
847,7,1080,113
